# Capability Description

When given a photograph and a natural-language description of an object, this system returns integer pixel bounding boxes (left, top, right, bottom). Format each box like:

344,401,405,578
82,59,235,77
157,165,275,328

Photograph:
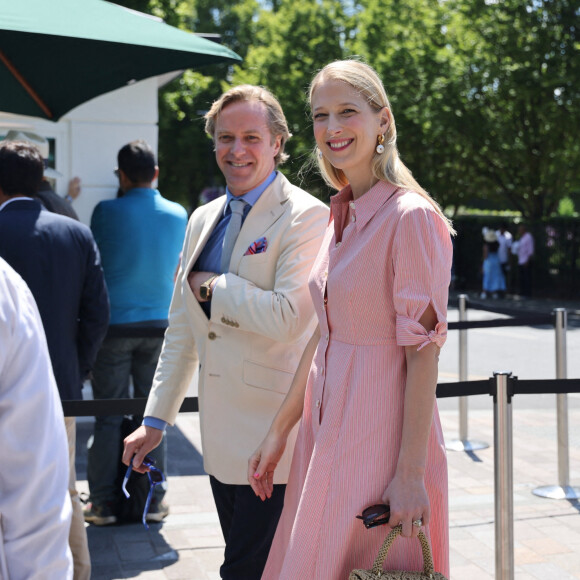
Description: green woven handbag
349,525,448,580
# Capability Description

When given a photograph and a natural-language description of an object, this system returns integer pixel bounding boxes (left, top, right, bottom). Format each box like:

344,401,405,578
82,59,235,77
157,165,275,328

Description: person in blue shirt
85,140,188,526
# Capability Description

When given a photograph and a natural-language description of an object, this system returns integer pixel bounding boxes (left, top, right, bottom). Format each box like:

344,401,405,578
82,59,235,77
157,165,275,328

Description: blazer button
208,331,217,340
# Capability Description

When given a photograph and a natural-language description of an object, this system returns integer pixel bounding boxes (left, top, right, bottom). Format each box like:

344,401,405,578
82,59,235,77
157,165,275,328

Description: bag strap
371,525,435,577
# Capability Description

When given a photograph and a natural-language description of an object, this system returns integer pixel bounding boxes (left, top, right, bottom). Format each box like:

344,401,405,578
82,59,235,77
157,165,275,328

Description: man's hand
67,176,81,200
122,425,163,473
187,270,218,302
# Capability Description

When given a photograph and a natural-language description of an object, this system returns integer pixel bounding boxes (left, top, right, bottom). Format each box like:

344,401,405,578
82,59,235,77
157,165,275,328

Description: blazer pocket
243,359,293,395
242,249,270,263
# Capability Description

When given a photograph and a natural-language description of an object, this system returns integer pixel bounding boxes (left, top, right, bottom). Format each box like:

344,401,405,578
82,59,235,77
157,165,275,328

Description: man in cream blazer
124,85,328,579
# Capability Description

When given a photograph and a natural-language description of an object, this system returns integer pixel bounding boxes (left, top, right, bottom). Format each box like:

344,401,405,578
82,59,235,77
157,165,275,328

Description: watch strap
200,274,219,300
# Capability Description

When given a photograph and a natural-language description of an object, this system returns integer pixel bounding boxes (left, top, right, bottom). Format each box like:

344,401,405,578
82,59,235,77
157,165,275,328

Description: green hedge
452,215,580,299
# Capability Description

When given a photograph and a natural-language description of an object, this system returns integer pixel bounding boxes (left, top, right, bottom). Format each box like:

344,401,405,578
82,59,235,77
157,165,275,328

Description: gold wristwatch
200,275,219,301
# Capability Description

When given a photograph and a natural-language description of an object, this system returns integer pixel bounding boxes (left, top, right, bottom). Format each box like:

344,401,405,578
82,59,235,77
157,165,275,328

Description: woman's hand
382,471,430,539
248,432,288,501
247,327,320,501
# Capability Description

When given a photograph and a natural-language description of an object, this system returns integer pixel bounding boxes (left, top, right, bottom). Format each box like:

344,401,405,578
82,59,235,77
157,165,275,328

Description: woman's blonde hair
309,60,454,233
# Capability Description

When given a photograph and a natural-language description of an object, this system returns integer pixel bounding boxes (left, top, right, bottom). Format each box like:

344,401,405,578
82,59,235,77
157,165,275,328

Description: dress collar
330,181,400,240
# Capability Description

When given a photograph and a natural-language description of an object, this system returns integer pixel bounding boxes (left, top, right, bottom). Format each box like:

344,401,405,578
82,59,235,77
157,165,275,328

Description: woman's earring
376,134,385,154
317,148,323,160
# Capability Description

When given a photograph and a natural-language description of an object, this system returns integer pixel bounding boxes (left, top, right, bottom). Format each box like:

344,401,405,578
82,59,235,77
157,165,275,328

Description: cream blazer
145,173,329,484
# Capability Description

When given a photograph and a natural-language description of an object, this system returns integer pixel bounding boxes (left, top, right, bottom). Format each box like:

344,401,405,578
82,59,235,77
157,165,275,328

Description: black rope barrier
61,377,580,417
448,314,552,330
513,378,580,396
435,380,490,398
62,396,198,417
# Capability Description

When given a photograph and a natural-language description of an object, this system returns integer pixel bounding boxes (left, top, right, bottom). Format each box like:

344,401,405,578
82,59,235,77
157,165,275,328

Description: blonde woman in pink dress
248,60,454,579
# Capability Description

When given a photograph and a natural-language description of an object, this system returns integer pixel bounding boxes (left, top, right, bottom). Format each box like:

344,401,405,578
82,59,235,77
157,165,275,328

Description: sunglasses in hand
356,503,391,529
122,455,165,529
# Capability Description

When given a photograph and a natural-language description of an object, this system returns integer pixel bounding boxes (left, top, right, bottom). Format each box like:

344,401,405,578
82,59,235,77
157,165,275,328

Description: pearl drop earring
317,148,323,160
376,134,385,154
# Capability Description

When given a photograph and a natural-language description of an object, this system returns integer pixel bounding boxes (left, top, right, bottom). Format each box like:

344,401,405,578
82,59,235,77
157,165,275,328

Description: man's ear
153,166,160,182
272,135,282,158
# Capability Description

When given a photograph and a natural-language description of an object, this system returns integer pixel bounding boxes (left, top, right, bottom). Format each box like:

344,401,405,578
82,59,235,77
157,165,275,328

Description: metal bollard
494,371,514,580
446,294,488,452
533,308,580,499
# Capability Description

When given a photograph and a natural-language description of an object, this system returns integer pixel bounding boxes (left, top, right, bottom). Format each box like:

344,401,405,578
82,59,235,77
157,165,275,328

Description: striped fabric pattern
244,236,268,256
262,181,452,580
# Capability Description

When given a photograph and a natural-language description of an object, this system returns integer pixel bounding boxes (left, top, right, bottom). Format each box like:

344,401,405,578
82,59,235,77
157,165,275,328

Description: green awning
0,0,241,120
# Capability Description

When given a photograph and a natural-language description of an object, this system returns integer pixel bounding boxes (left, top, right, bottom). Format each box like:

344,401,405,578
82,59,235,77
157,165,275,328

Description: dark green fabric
0,0,241,119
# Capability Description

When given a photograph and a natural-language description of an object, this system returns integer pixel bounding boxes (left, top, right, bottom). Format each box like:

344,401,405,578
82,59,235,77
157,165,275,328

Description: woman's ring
412,519,423,528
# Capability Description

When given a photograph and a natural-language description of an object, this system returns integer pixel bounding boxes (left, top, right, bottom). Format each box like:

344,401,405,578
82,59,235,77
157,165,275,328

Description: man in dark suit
0,140,110,580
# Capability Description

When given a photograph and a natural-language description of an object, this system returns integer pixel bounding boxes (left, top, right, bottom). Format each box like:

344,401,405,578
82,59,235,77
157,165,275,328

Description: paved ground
78,294,580,579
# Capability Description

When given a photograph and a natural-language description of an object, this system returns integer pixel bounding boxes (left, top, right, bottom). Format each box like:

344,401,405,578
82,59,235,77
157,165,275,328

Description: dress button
208,332,217,340
351,214,356,222
325,334,329,341
349,201,355,209
315,399,321,408
335,242,341,248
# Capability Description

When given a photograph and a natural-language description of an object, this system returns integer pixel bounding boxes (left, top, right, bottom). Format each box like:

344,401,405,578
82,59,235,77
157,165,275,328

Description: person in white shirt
517,224,534,297
0,257,73,579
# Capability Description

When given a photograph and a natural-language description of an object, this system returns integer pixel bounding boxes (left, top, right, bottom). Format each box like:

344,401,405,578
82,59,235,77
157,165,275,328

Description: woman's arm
248,325,320,500
383,305,439,538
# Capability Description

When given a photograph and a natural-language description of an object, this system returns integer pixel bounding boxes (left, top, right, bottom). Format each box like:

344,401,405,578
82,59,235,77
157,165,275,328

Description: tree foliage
443,0,580,219
111,0,580,219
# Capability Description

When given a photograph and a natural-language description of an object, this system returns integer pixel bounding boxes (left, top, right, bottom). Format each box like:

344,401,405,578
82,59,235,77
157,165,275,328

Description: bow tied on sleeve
417,321,447,351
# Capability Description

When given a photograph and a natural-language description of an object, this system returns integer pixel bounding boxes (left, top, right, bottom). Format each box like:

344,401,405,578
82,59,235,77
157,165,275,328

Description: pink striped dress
262,181,452,579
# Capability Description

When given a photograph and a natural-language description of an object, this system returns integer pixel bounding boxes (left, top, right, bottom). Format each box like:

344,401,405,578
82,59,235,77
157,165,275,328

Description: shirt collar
224,170,277,215
0,196,34,212
123,187,158,197
330,180,400,238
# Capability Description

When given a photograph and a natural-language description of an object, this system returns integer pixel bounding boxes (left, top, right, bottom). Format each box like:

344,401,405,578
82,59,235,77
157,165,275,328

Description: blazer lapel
228,174,288,274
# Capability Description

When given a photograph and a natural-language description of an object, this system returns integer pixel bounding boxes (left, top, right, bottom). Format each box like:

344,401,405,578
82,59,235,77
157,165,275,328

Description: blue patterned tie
220,199,246,273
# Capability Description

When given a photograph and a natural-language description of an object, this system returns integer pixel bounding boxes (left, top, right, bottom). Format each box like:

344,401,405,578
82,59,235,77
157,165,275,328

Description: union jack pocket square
244,236,268,256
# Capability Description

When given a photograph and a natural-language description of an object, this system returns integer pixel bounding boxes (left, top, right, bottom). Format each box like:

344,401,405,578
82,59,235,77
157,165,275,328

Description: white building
0,72,178,225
